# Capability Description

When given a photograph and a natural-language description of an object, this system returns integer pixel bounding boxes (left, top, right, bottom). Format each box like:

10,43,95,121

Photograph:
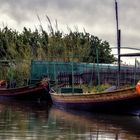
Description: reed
81,84,110,93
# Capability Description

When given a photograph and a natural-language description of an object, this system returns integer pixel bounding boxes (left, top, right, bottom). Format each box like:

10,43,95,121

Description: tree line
0,26,115,63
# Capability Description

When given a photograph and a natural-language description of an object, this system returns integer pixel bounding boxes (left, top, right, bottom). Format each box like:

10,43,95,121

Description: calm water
0,101,139,140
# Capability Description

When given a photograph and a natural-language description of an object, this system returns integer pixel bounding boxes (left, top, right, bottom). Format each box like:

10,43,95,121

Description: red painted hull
0,84,48,101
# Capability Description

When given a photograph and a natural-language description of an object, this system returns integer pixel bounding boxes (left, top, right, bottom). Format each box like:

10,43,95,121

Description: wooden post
115,0,121,87
134,58,137,85
96,47,100,85
118,30,121,87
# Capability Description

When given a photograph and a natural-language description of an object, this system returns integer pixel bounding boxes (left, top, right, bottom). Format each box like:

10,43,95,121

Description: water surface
0,101,139,140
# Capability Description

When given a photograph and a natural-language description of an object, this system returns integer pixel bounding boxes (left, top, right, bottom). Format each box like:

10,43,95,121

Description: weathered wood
50,86,140,115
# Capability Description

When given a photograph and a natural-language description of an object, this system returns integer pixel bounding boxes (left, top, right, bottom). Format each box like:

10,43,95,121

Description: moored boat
0,82,50,101
50,86,140,115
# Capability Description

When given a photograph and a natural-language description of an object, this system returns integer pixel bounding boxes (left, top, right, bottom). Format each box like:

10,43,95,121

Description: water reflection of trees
0,102,140,140
0,102,51,140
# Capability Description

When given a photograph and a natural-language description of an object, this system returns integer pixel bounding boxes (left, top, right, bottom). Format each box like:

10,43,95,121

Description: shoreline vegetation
73,84,133,93
0,17,115,87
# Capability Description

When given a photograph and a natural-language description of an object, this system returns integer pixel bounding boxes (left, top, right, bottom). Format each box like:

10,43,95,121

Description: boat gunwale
50,87,136,96
0,83,44,96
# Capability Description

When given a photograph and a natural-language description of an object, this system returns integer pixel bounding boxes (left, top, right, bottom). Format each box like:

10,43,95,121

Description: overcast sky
0,0,140,64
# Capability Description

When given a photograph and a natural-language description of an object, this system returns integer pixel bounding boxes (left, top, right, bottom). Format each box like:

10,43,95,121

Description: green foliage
0,25,115,63
81,84,111,93
0,22,116,85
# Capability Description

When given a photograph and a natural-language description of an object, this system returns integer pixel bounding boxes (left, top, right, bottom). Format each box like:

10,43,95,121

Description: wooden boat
50,86,140,115
0,82,50,101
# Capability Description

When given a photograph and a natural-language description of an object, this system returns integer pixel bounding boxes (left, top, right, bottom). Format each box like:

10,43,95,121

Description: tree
83,35,115,63
0,26,115,63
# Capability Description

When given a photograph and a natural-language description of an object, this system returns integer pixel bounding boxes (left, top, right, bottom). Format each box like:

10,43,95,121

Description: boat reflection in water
49,108,140,140
0,101,139,139
0,101,51,140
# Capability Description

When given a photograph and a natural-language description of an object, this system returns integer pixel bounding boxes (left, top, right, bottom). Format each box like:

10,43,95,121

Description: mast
115,0,121,87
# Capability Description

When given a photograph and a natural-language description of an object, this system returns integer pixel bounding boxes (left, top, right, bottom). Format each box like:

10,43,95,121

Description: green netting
30,60,137,86
30,60,83,81
31,60,135,80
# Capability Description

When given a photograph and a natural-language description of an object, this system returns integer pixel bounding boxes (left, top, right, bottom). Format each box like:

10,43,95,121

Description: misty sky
0,0,140,63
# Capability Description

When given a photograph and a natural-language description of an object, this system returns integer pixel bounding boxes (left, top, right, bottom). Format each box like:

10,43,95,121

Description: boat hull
0,84,50,101
51,87,140,115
